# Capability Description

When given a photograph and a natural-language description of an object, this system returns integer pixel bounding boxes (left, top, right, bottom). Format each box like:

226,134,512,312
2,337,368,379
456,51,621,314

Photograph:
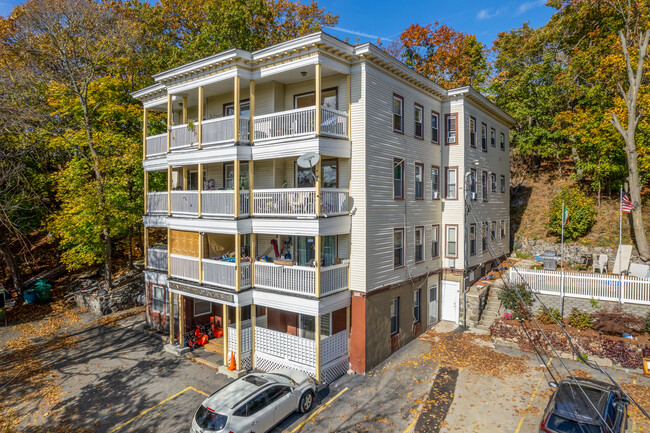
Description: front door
428,285,439,325
440,281,459,323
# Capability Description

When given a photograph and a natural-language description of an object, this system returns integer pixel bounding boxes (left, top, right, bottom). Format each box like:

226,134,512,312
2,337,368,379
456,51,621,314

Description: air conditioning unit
448,258,456,269
471,192,477,200
433,191,439,199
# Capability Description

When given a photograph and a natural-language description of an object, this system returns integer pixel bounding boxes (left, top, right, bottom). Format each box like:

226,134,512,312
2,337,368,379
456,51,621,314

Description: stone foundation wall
465,284,490,327
532,293,649,317
75,279,145,316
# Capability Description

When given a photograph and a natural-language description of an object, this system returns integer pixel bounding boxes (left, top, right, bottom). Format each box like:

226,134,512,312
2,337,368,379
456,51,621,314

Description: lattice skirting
240,353,252,371
322,357,349,384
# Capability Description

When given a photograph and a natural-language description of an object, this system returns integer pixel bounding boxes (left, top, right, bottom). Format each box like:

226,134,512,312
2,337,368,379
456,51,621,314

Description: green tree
547,186,597,241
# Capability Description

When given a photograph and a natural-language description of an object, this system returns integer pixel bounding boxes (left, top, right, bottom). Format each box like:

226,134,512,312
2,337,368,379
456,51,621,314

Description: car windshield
268,373,297,386
547,414,601,433
195,405,227,431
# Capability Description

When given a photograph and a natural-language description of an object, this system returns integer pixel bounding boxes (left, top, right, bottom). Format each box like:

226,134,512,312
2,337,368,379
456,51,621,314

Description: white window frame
446,168,457,200
446,114,456,144
413,289,421,323
165,288,178,318
431,112,439,143
491,128,496,147
431,167,440,199
393,159,404,199
394,228,405,268
432,225,440,258
393,95,404,133
194,298,211,317
482,223,488,252
500,219,506,239
152,285,165,313
415,163,424,199
470,224,476,256
481,123,487,151
469,117,476,147
414,104,423,138
482,171,488,201
491,221,496,241
446,226,458,258
390,297,400,335
500,175,506,193
500,133,506,150
415,227,424,263
491,173,497,193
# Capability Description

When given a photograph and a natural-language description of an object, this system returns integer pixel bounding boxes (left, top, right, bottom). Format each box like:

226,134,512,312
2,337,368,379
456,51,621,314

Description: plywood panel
170,230,199,257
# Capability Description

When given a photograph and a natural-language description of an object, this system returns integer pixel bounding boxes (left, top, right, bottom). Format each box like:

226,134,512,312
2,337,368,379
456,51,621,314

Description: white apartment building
132,32,515,382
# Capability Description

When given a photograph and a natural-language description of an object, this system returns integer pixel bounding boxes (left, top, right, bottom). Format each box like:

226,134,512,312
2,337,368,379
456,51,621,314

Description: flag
562,204,569,226
622,192,634,214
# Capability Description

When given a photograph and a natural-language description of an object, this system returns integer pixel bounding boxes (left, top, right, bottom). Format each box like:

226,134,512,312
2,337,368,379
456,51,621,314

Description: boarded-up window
170,230,199,257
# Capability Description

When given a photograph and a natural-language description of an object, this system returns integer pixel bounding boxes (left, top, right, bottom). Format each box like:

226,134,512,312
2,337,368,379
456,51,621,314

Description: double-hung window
470,168,477,200
390,298,400,335
482,223,488,252
431,111,439,143
469,117,476,147
481,123,488,151
394,228,404,268
152,285,165,313
482,171,488,201
446,114,457,144
194,299,211,317
470,224,476,256
491,221,496,240
431,225,440,258
415,227,424,263
393,94,404,133
500,133,506,150
413,289,421,323
491,128,496,147
446,167,457,200
500,220,506,238
393,159,404,199
446,225,458,258
414,104,423,138
491,173,497,193
500,175,506,193
431,166,440,199
415,163,424,199
165,288,178,318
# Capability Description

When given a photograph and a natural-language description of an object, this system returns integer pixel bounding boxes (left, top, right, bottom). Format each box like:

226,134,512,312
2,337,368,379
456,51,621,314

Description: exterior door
428,285,439,325
440,281,459,323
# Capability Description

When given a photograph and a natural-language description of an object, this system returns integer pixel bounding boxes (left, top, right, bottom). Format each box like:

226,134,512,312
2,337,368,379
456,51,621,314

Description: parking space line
289,387,349,433
109,387,196,433
403,417,418,433
514,358,553,433
189,386,209,397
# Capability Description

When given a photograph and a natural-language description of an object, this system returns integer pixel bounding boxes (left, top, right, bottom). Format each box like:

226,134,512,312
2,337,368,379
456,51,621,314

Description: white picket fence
509,268,650,305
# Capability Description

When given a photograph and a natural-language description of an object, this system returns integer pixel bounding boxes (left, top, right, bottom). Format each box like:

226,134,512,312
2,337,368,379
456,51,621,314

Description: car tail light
539,413,552,433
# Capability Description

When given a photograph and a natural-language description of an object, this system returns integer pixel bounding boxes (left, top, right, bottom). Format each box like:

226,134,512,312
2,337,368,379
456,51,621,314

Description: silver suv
191,369,316,433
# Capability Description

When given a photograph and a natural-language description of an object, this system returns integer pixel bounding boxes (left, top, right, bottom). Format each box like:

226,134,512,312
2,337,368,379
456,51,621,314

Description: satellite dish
297,152,320,169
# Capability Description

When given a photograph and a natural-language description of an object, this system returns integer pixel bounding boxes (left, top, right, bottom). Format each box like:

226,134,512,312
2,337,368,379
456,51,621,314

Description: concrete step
204,339,224,354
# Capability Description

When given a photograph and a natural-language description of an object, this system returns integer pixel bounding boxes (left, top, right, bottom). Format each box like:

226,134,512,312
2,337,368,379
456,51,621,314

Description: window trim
491,221,497,241
490,173,497,193
470,168,477,200
393,94,404,134
431,224,440,259
445,113,458,145
394,228,405,269
482,170,488,202
500,219,506,238
469,224,476,256
293,87,339,110
152,284,165,313
414,103,424,139
223,98,251,117
469,117,476,147
390,297,400,336
481,122,488,151
491,127,496,147
500,175,506,193
431,165,440,200
482,223,488,252
194,298,212,317
393,158,404,200
415,226,425,263
445,166,459,200
500,132,506,151
445,224,459,259
414,162,424,200
431,110,440,144
413,289,421,324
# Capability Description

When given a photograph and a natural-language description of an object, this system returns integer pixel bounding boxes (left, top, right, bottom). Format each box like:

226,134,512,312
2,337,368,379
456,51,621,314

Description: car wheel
299,390,314,413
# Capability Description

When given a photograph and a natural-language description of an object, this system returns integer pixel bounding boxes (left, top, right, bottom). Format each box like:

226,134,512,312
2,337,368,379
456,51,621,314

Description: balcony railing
253,106,349,142
147,192,168,214
203,259,251,290
252,188,348,217
254,262,348,296
170,124,198,150
170,254,199,282
202,116,250,146
146,133,167,157
170,190,249,217
147,247,168,272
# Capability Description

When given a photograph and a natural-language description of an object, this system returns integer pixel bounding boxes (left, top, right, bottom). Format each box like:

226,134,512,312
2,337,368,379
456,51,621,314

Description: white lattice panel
255,328,315,367
321,330,348,365
228,324,253,355
285,333,315,366
254,353,316,379
322,357,349,384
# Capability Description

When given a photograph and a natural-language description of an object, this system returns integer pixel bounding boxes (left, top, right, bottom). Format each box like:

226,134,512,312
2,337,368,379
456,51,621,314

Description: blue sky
0,0,556,48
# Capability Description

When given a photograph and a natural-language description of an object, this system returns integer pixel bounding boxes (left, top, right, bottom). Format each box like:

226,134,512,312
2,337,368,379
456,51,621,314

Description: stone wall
465,284,490,327
513,237,643,269
75,278,145,316
532,293,649,317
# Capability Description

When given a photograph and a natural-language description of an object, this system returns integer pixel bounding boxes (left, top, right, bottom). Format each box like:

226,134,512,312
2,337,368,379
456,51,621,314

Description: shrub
600,339,642,369
537,307,563,325
645,311,650,333
567,308,594,330
498,284,534,319
547,186,597,241
592,306,644,335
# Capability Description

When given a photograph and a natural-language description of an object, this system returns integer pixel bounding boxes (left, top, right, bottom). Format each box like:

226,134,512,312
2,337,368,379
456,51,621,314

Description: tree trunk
0,231,23,293
128,229,134,270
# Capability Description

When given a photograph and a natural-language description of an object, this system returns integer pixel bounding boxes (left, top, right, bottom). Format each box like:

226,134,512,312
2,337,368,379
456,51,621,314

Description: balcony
146,133,167,157
147,192,168,214
168,190,250,217
169,254,251,289
253,106,348,142
169,117,250,151
252,188,348,217
254,262,348,297
147,247,168,272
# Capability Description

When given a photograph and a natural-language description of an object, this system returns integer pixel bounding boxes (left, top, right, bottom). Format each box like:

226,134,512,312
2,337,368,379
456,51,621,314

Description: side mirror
549,381,558,389
618,397,630,406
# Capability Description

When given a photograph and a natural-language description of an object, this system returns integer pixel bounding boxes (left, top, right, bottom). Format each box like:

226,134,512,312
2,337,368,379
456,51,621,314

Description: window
298,314,315,340
266,385,292,404
152,285,164,313
322,159,338,188
469,117,476,147
431,225,440,258
500,175,506,193
394,228,404,268
321,235,336,267
431,166,440,199
390,298,400,335
223,100,250,117
491,128,496,147
491,173,497,193
393,94,404,133
194,299,211,317
470,224,476,256
431,111,439,143
482,223,488,252
320,313,332,338
446,114,457,144
240,391,269,417
414,104,423,138
415,227,424,263
446,225,458,258
481,123,487,151
415,163,424,199
470,168,477,200
294,88,338,109
393,159,404,199
482,171,488,201
165,288,178,318
446,167,458,200
500,220,506,238
500,133,506,150
413,289,421,323
491,221,496,240
224,162,249,190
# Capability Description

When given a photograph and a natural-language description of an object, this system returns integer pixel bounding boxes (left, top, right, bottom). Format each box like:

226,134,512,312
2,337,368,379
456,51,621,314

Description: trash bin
33,280,52,304
23,289,38,304
544,258,558,271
